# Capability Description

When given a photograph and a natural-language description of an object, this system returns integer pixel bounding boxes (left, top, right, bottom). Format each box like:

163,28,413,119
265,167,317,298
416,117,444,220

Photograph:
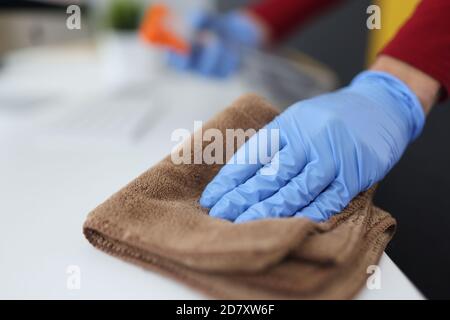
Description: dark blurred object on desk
0,0,89,55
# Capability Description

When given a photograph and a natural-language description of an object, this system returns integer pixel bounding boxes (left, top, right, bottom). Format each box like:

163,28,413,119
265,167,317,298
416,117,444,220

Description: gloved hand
167,10,265,77
200,71,425,223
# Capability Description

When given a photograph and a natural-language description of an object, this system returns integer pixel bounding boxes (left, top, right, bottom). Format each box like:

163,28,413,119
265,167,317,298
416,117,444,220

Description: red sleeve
248,0,343,42
381,0,450,99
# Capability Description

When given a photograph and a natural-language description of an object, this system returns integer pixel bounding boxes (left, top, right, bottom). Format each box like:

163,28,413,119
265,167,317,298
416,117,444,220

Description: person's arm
248,0,343,42
371,55,440,114
201,67,426,223
199,0,449,223
380,0,450,102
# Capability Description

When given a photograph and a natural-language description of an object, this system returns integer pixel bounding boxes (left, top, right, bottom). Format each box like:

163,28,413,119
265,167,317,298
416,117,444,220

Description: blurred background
0,0,449,299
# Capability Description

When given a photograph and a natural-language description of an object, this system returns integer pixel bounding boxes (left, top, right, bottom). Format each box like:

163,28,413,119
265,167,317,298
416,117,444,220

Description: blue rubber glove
167,10,264,77
200,71,425,223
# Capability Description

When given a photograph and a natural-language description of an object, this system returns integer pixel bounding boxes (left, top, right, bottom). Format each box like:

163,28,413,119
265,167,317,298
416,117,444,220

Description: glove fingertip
294,210,326,223
234,209,262,224
199,193,214,208
199,181,224,207
209,202,233,221
233,215,252,224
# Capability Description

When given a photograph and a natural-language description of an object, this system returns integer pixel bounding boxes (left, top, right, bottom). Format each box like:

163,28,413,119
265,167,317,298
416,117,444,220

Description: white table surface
0,44,423,299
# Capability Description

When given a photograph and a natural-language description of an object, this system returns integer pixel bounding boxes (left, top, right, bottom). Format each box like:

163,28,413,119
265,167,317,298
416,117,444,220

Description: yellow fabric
367,0,420,64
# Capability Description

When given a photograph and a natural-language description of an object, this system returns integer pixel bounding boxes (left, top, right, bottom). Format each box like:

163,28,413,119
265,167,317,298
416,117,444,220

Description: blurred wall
0,11,88,55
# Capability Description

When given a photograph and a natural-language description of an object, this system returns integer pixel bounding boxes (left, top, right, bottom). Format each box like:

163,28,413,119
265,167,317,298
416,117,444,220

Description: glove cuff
351,71,425,141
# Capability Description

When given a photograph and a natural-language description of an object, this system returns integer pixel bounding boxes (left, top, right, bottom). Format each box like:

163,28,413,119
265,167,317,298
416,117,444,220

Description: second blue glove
167,10,264,77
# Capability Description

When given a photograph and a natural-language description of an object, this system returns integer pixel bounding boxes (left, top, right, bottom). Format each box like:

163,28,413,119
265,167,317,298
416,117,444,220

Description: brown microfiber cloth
83,94,396,299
